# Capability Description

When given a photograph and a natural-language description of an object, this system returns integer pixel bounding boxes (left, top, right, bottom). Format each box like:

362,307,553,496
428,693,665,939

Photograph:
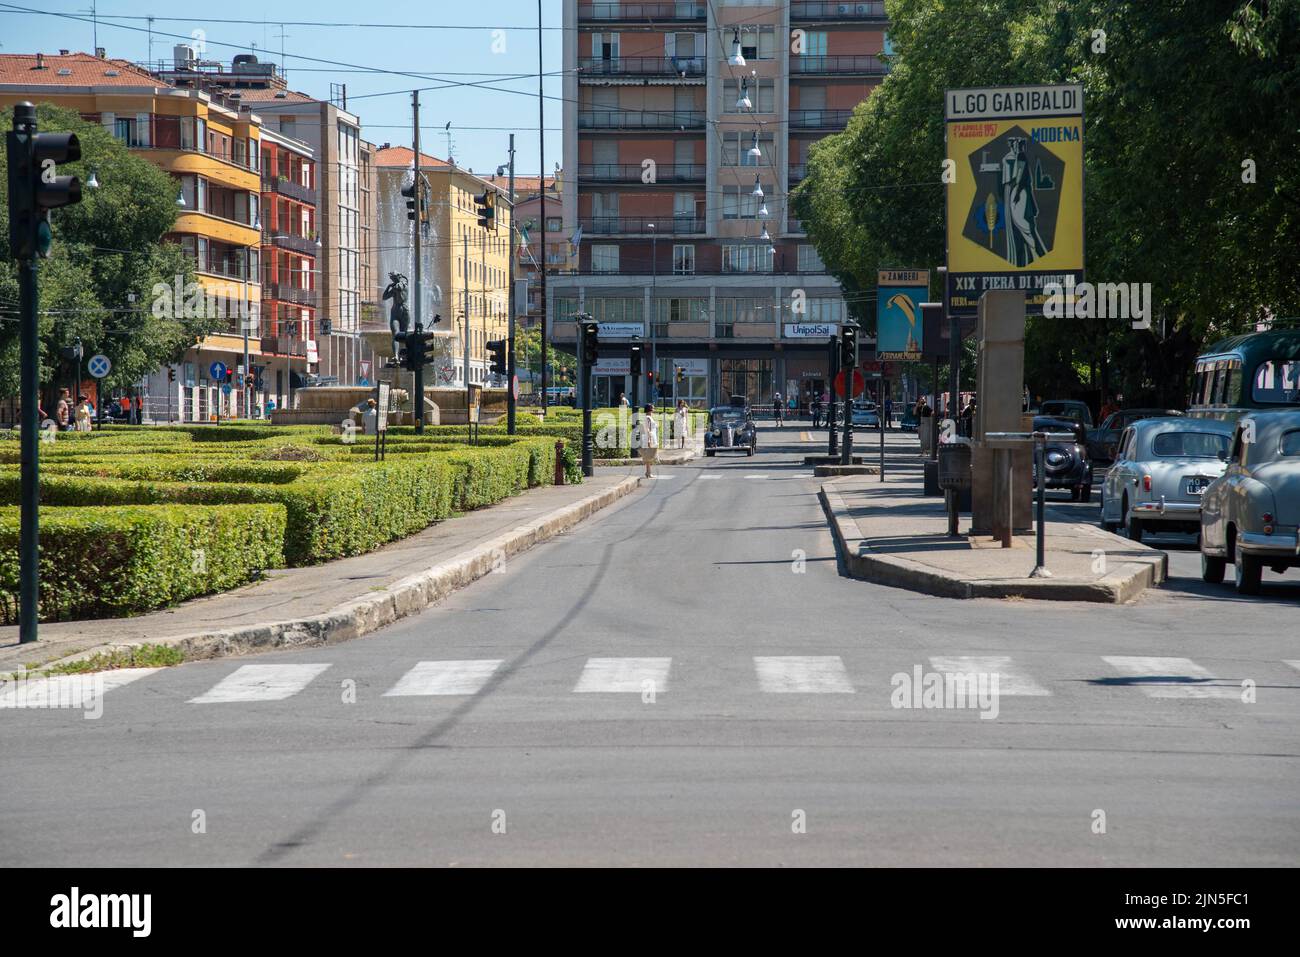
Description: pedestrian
635,403,658,478
884,397,893,429
673,399,688,448
55,388,71,430
811,395,823,428
362,398,378,436
773,391,784,428
788,394,797,420
74,393,93,432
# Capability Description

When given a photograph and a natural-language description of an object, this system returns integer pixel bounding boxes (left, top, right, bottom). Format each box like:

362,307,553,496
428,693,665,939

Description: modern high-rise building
554,1,889,409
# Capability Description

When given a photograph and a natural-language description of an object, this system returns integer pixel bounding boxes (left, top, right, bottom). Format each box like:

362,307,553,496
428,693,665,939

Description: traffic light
395,329,440,372
581,321,599,366
401,179,417,222
6,102,82,261
486,338,507,377
167,367,176,383
475,190,496,230
629,342,642,378
840,322,859,369
675,366,685,385
321,318,333,336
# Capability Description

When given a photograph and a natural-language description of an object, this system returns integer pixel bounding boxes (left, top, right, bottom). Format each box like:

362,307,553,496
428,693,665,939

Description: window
654,298,707,323
799,31,828,56
546,217,562,231
722,245,774,273
592,245,620,273
722,132,775,167
1280,430,1300,456
1152,432,1231,458
672,244,695,275
797,245,825,272
1252,358,1300,404
723,79,775,114
802,298,845,323
736,24,776,60
722,186,764,219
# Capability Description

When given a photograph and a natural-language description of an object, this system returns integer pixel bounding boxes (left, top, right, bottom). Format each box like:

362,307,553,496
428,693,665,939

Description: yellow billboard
944,85,1084,315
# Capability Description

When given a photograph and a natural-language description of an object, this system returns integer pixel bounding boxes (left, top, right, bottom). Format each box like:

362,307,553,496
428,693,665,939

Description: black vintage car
1033,415,1093,501
704,405,756,456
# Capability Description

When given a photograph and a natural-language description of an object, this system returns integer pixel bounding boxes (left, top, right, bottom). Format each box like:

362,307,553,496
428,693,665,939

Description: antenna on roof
444,122,453,165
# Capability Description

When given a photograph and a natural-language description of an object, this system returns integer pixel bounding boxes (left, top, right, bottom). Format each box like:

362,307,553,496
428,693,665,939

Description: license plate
1185,476,1210,495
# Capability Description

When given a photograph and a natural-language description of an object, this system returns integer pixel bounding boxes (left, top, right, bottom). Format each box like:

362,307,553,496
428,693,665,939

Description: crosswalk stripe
800,431,812,442
0,667,159,709
189,664,330,704
754,656,854,693
383,660,502,697
929,656,1051,696
573,657,671,693
699,474,722,480
1101,656,1239,699
1285,661,1300,674
745,474,768,480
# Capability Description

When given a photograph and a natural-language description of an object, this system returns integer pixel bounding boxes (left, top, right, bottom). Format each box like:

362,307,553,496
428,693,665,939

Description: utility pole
463,232,471,391
506,133,517,433
411,90,425,433
537,0,548,418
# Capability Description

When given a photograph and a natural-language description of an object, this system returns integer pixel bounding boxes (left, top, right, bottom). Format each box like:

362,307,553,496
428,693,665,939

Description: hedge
0,503,285,623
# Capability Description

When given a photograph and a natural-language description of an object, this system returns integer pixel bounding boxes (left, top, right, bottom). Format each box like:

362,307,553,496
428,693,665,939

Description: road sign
209,361,227,381
833,368,866,398
877,270,929,361
87,354,111,378
221,383,233,396
512,374,520,400
945,84,1084,317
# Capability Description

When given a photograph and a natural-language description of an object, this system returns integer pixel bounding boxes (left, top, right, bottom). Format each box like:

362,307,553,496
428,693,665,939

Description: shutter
664,33,675,59
100,111,115,134
136,113,151,146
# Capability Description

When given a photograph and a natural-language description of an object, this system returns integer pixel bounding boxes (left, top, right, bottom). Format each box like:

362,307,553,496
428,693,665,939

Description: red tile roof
218,85,316,104
0,52,167,89
373,145,450,169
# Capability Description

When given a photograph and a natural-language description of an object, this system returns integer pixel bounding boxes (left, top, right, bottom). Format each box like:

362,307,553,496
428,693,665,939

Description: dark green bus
1189,329,1300,420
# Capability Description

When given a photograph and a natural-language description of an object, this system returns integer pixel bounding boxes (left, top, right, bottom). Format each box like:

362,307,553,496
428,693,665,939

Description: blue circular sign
209,361,227,380
87,354,112,378
221,383,233,395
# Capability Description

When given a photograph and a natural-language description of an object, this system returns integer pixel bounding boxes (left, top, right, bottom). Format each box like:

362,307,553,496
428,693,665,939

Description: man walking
811,395,823,429
773,391,784,428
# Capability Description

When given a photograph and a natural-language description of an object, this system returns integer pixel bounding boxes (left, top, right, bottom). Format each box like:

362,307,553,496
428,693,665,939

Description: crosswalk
3,654,1286,710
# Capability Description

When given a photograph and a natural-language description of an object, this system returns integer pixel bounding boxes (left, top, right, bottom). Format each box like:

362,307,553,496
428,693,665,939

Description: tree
0,103,220,398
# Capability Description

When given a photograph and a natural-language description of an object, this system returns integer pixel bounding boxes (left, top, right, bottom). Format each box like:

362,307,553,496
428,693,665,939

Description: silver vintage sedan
1199,410,1300,594
1099,417,1234,543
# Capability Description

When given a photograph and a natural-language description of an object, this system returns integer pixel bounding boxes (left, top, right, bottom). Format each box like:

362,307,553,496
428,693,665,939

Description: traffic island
804,454,865,465
820,474,1167,603
813,464,879,477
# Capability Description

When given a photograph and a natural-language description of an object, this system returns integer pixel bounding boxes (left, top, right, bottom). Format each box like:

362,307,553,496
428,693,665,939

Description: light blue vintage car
1100,417,1234,542
1199,410,1300,594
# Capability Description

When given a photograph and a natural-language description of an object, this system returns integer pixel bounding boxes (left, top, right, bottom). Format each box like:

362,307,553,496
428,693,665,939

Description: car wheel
1079,484,1091,503
747,445,754,456
705,449,715,457
1200,552,1226,584
1125,501,1143,543
1069,486,1080,502
1234,549,1263,595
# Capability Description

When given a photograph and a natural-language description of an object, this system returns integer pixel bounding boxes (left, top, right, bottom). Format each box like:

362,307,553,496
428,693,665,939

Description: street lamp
736,78,752,111
748,131,762,160
729,29,746,67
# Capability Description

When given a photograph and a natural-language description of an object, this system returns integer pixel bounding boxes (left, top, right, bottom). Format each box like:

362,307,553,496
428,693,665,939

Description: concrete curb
36,476,644,670
820,482,1167,603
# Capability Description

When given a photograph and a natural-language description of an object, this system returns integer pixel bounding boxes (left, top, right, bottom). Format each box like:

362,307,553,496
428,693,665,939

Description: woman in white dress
673,400,688,448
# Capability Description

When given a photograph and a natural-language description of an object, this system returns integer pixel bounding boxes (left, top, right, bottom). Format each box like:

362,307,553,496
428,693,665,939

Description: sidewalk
0,473,643,673
820,439,1168,602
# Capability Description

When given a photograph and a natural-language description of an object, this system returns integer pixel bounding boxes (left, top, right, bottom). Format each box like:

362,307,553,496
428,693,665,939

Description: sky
0,0,564,176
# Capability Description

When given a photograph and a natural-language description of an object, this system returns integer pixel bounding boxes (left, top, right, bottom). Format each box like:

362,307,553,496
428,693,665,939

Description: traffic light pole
841,327,856,466
18,257,39,643
506,133,517,434
580,324,594,477
827,335,838,458
412,90,425,434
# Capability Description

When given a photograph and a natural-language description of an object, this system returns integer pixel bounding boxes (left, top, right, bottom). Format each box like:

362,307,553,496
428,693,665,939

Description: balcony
577,56,705,78
263,282,317,307
261,335,308,357
791,54,889,76
578,163,705,183
789,109,855,129
261,176,317,205
578,2,706,22
266,231,319,256
578,111,706,131
790,1,888,20
581,216,705,236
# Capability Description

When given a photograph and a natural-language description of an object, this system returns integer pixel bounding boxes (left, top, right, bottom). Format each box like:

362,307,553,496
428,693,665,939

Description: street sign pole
18,257,39,643
580,322,594,477
827,334,839,457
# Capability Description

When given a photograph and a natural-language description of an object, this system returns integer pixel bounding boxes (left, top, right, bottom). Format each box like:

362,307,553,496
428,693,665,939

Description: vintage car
1038,399,1094,429
704,404,756,456
1199,411,1300,594
1031,415,1093,501
1087,408,1184,463
851,400,881,428
1099,417,1233,543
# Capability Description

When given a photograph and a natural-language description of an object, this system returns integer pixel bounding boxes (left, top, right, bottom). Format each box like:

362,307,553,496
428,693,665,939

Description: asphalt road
2,426,1297,866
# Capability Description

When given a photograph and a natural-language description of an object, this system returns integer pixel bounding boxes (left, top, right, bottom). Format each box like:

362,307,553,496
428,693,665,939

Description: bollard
554,439,566,486
1030,432,1052,577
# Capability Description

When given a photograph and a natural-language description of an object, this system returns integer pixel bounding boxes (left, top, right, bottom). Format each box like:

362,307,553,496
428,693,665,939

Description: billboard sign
876,269,929,360
784,322,839,338
945,84,1084,317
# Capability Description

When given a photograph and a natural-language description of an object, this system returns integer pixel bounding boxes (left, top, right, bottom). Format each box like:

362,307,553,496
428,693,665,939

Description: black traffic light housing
675,366,685,384
487,338,507,377
580,321,599,366
629,341,642,378
475,190,496,230
167,367,176,383
6,102,82,260
395,328,440,372
840,322,859,369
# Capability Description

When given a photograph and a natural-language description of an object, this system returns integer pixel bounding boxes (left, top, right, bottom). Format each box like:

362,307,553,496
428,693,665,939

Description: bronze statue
383,272,410,336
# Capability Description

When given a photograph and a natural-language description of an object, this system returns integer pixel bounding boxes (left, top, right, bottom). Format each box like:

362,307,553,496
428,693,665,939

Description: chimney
34,53,45,70
96,47,106,59
59,49,69,56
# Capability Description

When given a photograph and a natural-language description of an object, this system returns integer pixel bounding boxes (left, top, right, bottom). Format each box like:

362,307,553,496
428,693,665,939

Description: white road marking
699,474,722,480
0,667,159,709
1102,656,1239,699
646,474,675,479
754,656,855,693
384,660,502,697
1285,660,1300,674
745,474,768,480
929,656,1050,696
573,657,671,693
800,431,812,442
189,664,331,704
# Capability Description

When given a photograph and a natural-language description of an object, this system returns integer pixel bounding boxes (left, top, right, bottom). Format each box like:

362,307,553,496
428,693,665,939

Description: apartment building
555,1,889,408
0,50,267,421
373,147,513,387
153,49,377,388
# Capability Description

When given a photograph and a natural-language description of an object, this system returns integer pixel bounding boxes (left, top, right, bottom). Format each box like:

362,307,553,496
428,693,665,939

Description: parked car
1087,408,1184,463
1099,417,1233,542
1199,411,1300,594
704,405,756,456
1039,399,1094,429
1032,415,1093,501
851,400,881,428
